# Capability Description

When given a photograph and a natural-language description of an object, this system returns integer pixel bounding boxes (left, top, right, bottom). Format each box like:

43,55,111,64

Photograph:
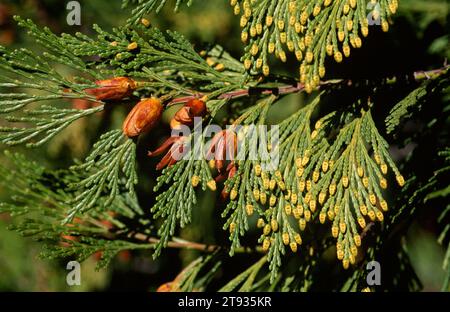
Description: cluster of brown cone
84,77,207,169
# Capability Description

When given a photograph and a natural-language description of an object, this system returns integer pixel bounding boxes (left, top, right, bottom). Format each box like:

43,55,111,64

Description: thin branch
130,232,264,253
167,65,450,106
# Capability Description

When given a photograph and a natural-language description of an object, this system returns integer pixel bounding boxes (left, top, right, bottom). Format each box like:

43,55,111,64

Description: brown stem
130,232,264,253
166,65,449,106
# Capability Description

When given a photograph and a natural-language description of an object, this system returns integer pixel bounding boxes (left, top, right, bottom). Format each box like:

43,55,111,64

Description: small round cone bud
207,180,217,191
191,175,200,187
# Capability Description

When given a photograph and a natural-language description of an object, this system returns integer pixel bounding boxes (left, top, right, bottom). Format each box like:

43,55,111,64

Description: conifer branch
67,130,139,222
168,65,450,106
130,233,264,254
123,0,193,25
218,256,267,292
0,105,103,147
0,0,448,292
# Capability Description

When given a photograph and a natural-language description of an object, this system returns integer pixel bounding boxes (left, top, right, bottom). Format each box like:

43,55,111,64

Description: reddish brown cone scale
171,98,207,129
123,98,163,137
185,98,207,117
85,77,136,101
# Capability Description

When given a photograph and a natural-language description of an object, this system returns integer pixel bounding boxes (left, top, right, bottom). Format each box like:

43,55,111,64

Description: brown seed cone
171,99,207,129
123,98,163,137
85,77,136,101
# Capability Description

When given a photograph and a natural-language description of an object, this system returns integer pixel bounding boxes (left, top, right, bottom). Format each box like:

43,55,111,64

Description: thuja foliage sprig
251,96,324,281
151,159,198,256
203,92,407,279
310,107,404,269
385,70,450,134
123,0,194,25
5,17,244,104
0,105,102,147
219,94,323,281
0,17,246,223
0,23,105,135
151,156,215,257
221,96,275,255
67,130,139,222
157,253,222,292
122,0,399,92
43,237,153,269
219,256,267,291
11,18,104,78
233,0,398,91
0,150,224,269
55,20,245,94
0,152,146,269
0,18,105,112
148,101,213,256
0,18,103,146
131,29,244,87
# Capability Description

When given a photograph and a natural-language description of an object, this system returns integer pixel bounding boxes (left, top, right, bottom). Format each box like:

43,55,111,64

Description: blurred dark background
0,0,448,291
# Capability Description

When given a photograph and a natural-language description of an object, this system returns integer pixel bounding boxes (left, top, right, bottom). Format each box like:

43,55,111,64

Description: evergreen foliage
0,0,448,291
